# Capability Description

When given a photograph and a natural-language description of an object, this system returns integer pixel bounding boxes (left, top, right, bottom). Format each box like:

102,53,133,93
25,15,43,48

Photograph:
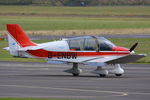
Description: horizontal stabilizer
18,44,50,51
3,47,10,51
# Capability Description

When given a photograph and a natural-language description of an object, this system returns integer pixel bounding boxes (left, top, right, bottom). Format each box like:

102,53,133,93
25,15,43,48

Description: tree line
0,0,149,6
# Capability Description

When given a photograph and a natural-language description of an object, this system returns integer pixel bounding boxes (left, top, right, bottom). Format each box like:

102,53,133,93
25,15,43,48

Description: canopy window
67,36,115,51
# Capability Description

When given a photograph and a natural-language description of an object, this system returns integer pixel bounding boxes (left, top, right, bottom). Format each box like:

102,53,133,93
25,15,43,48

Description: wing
47,54,146,66
84,54,146,66
106,54,146,64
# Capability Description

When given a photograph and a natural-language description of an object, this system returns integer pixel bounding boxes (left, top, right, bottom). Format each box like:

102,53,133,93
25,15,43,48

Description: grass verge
0,6,149,16
0,16,150,31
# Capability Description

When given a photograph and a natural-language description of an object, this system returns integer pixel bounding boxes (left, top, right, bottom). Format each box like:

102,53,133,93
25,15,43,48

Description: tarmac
0,61,150,100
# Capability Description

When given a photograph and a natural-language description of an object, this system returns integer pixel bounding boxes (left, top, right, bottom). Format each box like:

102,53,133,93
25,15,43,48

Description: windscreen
67,36,116,51
98,37,116,51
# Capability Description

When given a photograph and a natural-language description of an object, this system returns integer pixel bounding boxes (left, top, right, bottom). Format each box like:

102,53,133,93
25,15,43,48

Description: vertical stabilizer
7,24,36,47
6,24,36,56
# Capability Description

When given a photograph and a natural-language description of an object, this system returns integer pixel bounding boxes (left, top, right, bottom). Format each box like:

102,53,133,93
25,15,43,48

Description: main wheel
115,74,122,77
99,74,106,77
73,73,79,76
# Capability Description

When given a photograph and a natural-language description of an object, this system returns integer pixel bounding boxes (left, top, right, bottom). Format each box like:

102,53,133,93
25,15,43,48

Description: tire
99,74,106,77
73,73,79,76
115,74,122,77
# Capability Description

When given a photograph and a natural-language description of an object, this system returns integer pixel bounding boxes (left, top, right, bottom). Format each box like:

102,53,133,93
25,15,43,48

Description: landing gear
93,64,124,77
93,66,108,77
64,63,82,76
109,64,124,77
64,63,124,77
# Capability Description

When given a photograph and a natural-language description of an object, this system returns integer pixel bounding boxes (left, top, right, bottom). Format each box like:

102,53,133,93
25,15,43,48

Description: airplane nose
112,46,129,51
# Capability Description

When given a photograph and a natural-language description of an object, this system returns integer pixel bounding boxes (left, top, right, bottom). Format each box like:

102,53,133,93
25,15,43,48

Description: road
0,61,150,100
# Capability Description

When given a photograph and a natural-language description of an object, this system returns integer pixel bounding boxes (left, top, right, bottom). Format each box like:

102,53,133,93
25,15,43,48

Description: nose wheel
109,64,124,77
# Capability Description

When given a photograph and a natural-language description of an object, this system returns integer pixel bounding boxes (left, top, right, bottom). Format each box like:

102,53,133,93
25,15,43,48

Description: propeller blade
129,42,138,52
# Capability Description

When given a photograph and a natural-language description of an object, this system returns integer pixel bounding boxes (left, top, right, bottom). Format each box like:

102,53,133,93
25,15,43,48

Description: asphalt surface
0,61,150,100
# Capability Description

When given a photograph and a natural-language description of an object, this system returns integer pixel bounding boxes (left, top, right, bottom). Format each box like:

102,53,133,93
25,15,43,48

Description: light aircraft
4,24,146,77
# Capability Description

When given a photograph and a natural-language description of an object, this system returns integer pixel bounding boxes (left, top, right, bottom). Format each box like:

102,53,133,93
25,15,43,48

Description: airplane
4,24,146,77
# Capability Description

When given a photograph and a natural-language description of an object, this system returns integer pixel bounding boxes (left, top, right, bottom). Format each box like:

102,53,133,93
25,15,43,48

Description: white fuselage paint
40,40,70,51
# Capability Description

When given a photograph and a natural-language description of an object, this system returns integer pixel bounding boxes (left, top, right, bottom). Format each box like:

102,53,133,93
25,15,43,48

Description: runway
0,61,150,100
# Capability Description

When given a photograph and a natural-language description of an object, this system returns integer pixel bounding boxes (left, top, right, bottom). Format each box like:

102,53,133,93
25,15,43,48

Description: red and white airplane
4,24,146,77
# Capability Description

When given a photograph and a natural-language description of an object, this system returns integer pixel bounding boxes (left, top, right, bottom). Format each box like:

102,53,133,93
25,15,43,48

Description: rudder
6,24,36,56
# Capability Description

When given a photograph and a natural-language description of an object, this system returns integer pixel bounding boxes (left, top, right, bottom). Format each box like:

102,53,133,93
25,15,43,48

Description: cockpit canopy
67,36,116,51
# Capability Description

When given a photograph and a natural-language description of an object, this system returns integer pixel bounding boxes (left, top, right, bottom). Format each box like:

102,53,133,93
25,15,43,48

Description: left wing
106,54,146,64
47,54,146,66
84,54,146,66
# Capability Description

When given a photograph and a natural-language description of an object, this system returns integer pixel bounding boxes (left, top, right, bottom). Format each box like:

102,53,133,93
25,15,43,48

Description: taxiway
0,61,149,100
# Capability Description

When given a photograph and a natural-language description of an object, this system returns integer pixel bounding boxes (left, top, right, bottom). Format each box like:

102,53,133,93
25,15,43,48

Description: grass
0,6,150,16
0,16,150,31
0,38,149,63
0,6,150,31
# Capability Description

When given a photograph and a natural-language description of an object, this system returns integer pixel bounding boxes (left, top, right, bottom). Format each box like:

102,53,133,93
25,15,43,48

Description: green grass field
0,6,149,16
0,16,150,31
0,38,149,63
0,6,150,31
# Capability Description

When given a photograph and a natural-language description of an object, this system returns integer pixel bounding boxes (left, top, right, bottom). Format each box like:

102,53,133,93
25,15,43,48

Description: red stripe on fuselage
27,49,130,58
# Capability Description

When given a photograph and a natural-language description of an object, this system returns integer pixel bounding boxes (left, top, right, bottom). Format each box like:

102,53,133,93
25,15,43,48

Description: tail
7,24,36,56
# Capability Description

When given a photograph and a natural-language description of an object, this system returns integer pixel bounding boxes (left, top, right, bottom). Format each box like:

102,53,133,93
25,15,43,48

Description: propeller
129,42,138,52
